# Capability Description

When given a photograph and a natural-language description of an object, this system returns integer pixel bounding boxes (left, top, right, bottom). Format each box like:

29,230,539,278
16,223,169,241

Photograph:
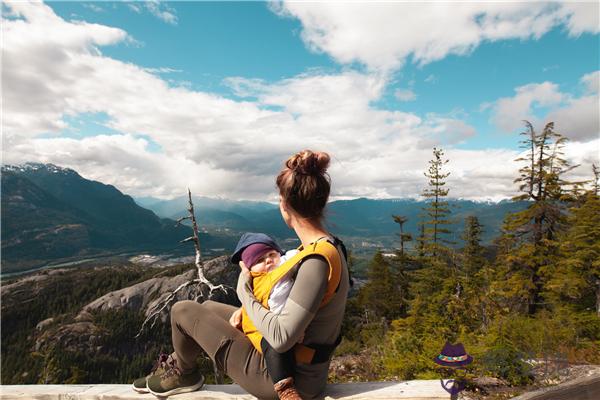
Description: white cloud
144,67,183,74
424,74,438,84
145,0,177,25
558,2,600,37
125,0,176,24
273,1,599,72
83,4,103,13
491,82,564,132
581,71,600,94
394,88,417,102
548,95,600,141
2,1,597,203
488,73,599,141
127,3,142,14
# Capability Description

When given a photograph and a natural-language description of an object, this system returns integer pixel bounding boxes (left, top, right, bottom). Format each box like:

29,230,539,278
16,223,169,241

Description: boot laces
162,359,183,379
151,352,171,373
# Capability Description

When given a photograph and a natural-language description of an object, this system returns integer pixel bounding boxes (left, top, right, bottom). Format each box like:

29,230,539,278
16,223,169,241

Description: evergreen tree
358,251,407,320
592,163,599,196
459,216,494,330
498,121,577,314
421,147,452,257
512,121,575,244
416,222,426,258
461,216,486,276
545,192,600,315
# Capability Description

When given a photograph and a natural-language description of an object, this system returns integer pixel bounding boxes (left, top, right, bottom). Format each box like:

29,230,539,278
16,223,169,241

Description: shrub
480,344,532,385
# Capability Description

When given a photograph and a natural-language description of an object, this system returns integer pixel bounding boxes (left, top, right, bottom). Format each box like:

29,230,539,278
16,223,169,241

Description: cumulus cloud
558,2,600,37
489,72,599,141
581,70,600,94
272,1,599,72
2,1,597,202
491,82,564,132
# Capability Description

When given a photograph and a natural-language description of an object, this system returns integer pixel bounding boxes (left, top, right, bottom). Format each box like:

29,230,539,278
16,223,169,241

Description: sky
2,1,599,202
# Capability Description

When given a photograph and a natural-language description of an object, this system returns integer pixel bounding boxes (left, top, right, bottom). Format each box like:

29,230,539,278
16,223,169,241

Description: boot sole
131,383,149,394
147,375,204,397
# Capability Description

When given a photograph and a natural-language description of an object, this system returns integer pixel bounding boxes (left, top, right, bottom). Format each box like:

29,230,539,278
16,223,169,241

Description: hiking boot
131,353,173,393
146,359,204,397
274,377,303,400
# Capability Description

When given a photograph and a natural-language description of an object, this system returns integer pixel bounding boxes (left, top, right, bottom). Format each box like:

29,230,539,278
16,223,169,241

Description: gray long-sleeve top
236,243,349,399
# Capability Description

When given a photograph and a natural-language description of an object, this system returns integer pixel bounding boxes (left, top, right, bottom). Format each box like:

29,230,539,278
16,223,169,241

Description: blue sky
3,1,599,201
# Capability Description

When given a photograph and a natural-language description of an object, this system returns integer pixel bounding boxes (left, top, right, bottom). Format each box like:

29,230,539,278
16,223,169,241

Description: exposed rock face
1,268,70,300
35,321,106,353
31,256,240,361
80,256,239,320
36,318,55,331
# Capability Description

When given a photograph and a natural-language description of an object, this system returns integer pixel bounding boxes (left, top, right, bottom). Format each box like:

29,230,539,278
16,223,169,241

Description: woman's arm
237,255,328,353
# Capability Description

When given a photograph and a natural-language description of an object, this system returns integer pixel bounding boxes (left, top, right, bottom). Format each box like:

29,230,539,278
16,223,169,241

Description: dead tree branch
135,189,230,338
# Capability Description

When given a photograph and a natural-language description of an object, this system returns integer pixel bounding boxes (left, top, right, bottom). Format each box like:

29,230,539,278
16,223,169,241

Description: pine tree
416,222,426,258
592,164,599,196
462,216,485,276
498,121,577,314
512,121,575,244
358,251,407,320
545,191,600,315
459,216,494,330
421,147,452,257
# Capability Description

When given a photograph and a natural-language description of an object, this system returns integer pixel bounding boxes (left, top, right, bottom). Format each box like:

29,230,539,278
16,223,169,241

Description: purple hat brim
433,355,473,367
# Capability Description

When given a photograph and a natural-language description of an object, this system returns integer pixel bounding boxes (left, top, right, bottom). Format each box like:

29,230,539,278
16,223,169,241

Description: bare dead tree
136,189,230,337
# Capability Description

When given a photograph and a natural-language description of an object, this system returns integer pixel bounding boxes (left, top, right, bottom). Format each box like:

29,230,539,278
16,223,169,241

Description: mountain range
1,163,528,274
1,164,211,273
140,195,527,247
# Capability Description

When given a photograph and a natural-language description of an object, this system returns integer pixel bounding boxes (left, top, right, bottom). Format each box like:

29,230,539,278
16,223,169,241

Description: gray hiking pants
170,300,278,400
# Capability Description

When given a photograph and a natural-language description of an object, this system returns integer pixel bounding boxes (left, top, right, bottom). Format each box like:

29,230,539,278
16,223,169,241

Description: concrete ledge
0,381,452,400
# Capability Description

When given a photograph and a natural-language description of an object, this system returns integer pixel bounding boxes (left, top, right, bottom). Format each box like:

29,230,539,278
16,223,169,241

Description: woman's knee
170,300,203,324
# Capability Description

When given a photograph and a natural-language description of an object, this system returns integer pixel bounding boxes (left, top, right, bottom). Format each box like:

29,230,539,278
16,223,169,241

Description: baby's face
250,250,281,273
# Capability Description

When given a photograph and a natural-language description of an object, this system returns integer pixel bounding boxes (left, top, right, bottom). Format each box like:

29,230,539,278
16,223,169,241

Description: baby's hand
229,307,243,329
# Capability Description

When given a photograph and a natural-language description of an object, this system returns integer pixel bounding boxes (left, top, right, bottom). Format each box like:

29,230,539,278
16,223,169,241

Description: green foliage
480,344,532,386
3,121,598,389
357,252,407,321
335,121,598,389
421,147,453,256
0,264,195,384
544,193,600,312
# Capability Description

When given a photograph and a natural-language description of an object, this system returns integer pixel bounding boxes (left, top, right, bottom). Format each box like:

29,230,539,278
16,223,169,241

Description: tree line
340,121,599,386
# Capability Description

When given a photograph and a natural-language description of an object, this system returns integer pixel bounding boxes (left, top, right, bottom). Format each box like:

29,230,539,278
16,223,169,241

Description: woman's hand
229,307,243,329
236,262,253,299
239,260,250,273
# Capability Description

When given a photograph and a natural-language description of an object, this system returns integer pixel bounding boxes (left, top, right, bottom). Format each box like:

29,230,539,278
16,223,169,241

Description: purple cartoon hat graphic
434,341,473,367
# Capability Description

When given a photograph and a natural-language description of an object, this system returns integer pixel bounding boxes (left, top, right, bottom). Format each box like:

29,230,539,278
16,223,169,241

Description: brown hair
276,150,331,220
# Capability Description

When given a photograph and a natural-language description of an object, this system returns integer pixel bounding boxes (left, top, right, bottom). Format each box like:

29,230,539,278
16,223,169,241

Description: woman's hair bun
286,150,330,176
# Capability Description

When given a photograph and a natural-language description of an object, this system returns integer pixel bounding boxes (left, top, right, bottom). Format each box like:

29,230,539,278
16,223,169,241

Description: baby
230,232,301,400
